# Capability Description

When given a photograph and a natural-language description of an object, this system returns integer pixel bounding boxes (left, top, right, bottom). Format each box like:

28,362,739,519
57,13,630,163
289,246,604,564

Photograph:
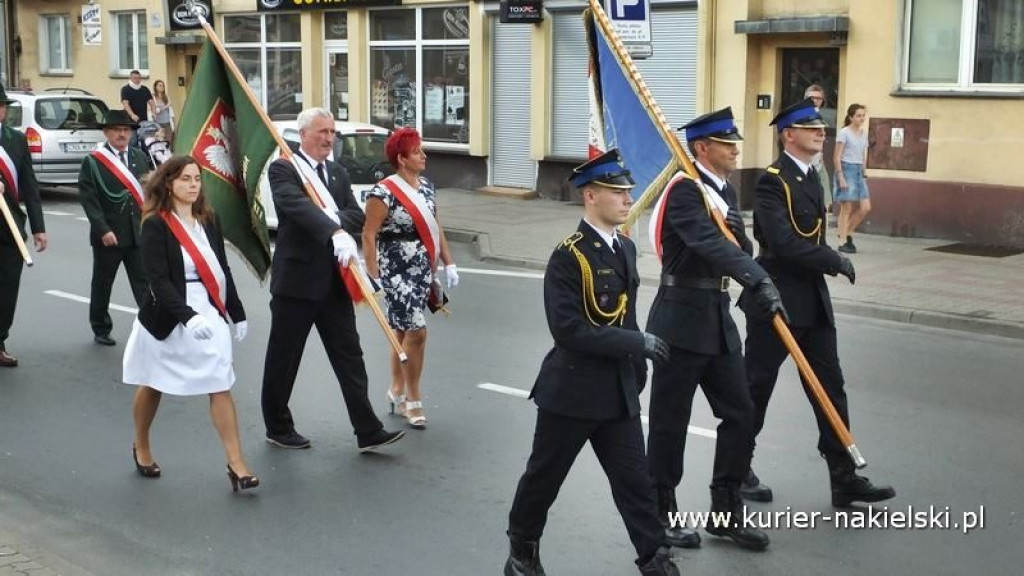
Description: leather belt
661,274,730,292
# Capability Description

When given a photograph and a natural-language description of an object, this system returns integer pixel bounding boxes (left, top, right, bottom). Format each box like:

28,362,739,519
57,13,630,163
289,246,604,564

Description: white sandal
404,400,427,429
387,390,406,416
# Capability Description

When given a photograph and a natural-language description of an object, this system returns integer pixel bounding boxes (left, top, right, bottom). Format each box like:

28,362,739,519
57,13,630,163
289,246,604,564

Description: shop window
224,13,303,120
38,14,72,74
369,6,471,145
904,0,1024,90
325,11,348,40
113,11,149,75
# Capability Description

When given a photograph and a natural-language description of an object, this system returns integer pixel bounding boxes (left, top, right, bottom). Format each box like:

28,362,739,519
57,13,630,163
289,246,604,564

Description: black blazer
77,146,150,247
0,125,45,245
530,221,647,421
137,214,245,340
746,153,844,327
267,156,364,301
646,172,768,355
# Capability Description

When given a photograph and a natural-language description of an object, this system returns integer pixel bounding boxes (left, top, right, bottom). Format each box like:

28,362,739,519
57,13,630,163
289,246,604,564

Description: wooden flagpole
0,189,32,266
587,0,865,467
189,9,407,363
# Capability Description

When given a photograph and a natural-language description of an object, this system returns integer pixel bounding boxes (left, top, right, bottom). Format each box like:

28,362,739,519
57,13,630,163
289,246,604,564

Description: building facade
701,0,1024,246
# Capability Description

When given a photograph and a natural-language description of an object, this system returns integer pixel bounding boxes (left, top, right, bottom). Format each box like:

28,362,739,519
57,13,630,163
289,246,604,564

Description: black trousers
508,409,664,562
647,346,755,490
90,245,147,336
744,317,850,457
0,243,24,349
260,280,383,439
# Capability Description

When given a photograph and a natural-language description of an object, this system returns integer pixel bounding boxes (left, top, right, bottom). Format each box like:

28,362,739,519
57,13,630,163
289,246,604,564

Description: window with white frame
224,13,303,119
112,11,149,75
904,0,1024,89
369,6,471,144
38,14,72,74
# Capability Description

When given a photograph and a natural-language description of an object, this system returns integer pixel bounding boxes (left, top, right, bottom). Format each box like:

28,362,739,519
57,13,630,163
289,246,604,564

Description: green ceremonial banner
174,37,276,280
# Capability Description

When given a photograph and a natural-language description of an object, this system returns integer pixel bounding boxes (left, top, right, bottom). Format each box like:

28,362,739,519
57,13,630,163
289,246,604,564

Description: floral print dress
365,177,437,331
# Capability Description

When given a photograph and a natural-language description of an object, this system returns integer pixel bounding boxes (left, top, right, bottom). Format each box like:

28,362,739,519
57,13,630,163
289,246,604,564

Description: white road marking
476,382,717,439
45,290,138,314
43,210,75,216
459,267,544,280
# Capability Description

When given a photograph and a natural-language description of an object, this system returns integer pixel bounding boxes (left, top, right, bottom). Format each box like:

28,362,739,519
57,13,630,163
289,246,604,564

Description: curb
447,227,1024,341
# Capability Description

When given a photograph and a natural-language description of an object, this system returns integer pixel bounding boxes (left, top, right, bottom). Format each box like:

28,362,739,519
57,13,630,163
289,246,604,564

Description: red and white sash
0,146,19,203
161,212,228,320
289,155,341,225
379,174,440,268
648,170,733,262
91,146,144,207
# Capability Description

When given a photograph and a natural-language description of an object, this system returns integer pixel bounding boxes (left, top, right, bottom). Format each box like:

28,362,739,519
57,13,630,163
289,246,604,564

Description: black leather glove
725,209,745,239
642,332,670,364
838,254,856,285
754,278,790,323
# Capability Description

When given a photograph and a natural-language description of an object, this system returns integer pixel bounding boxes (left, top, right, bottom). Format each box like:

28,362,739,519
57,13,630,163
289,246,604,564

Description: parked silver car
5,88,110,186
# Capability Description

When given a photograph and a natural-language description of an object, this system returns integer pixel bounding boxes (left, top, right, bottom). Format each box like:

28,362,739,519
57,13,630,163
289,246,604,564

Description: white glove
444,263,459,288
185,315,214,341
331,231,359,267
234,320,248,342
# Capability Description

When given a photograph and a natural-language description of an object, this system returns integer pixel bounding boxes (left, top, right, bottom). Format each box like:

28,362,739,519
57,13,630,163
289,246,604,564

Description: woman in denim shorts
833,104,869,253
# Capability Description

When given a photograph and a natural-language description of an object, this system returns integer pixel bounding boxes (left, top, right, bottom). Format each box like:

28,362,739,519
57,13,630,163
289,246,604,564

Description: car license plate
64,143,95,153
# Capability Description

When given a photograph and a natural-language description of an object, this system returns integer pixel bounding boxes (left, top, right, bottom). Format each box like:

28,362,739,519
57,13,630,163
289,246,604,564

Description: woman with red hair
362,127,457,429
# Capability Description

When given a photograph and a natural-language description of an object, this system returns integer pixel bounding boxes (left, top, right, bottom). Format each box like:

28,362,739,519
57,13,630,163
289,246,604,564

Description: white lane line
476,382,717,439
43,210,75,216
459,267,544,280
45,290,138,314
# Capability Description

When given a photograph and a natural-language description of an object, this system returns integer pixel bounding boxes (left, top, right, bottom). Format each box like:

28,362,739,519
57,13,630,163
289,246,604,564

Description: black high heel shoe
132,445,161,478
226,465,259,492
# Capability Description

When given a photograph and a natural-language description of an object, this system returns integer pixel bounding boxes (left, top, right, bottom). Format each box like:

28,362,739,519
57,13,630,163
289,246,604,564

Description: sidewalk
439,187,1024,340
0,535,90,576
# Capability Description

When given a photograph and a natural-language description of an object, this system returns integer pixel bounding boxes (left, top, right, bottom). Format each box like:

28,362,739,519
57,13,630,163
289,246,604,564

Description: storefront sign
167,0,215,31
82,4,102,46
605,0,652,59
257,0,401,11
500,0,543,24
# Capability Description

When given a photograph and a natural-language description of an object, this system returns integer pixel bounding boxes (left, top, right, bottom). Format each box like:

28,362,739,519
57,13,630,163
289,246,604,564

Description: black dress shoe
357,429,405,452
664,526,701,549
638,547,679,576
741,469,774,502
825,453,895,507
706,486,770,551
94,334,116,346
265,430,311,449
0,350,18,367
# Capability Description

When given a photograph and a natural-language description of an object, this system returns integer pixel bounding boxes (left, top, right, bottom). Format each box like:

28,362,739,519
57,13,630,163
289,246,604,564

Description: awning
734,15,849,35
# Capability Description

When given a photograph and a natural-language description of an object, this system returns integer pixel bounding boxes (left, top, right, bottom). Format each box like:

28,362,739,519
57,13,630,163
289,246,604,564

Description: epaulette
559,231,583,250
766,166,781,175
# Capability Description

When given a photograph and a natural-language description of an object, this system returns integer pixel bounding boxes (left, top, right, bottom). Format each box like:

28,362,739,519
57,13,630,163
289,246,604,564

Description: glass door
326,50,349,121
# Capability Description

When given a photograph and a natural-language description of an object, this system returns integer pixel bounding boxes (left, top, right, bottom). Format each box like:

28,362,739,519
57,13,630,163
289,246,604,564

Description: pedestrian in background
362,127,458,430
834,103,871,253
803,84,834,212
0,84,47,367
120,70,154,147
151,80,175,147
78,110,150,346
124,155,257,492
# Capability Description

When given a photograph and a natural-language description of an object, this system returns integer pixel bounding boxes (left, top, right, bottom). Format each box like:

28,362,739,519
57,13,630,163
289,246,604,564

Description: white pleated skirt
123,282,235,396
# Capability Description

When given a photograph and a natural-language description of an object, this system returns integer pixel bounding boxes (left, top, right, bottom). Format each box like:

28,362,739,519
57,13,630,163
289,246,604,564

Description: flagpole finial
184,0,208,25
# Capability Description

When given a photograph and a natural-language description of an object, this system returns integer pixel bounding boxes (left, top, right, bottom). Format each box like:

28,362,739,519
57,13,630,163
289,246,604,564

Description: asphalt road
0,191,1021,575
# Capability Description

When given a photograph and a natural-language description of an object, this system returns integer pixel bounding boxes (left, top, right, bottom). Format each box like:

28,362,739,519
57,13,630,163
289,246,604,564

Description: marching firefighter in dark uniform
78,109,151,346
645,107,782,551
504,149,678,576
741,98,895,507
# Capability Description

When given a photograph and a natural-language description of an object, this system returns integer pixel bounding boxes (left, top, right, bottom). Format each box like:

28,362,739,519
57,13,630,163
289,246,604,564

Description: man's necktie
612,237,627,270
316,163,328,187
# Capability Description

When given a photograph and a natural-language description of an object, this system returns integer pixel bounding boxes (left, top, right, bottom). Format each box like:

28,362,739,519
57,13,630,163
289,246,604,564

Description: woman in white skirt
124,155,257,492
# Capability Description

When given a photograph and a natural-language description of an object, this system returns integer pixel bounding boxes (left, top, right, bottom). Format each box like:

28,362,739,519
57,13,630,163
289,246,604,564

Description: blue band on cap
686,118,735,141
775,106,818,132
570,162,627,187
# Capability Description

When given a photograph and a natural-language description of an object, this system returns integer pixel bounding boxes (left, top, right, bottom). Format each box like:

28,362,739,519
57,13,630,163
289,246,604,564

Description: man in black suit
741,99,894,507
504,150,678,576
645,108,781,551
78,109,150,346
260,107,403,453
0,85,47,367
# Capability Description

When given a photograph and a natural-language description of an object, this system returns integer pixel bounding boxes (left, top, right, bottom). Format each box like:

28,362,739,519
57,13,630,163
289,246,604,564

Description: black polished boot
638,547,680,576
740,469,773,502
504,535,546,576
657,487,701,549
705,486,770,551
825,454,896,508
